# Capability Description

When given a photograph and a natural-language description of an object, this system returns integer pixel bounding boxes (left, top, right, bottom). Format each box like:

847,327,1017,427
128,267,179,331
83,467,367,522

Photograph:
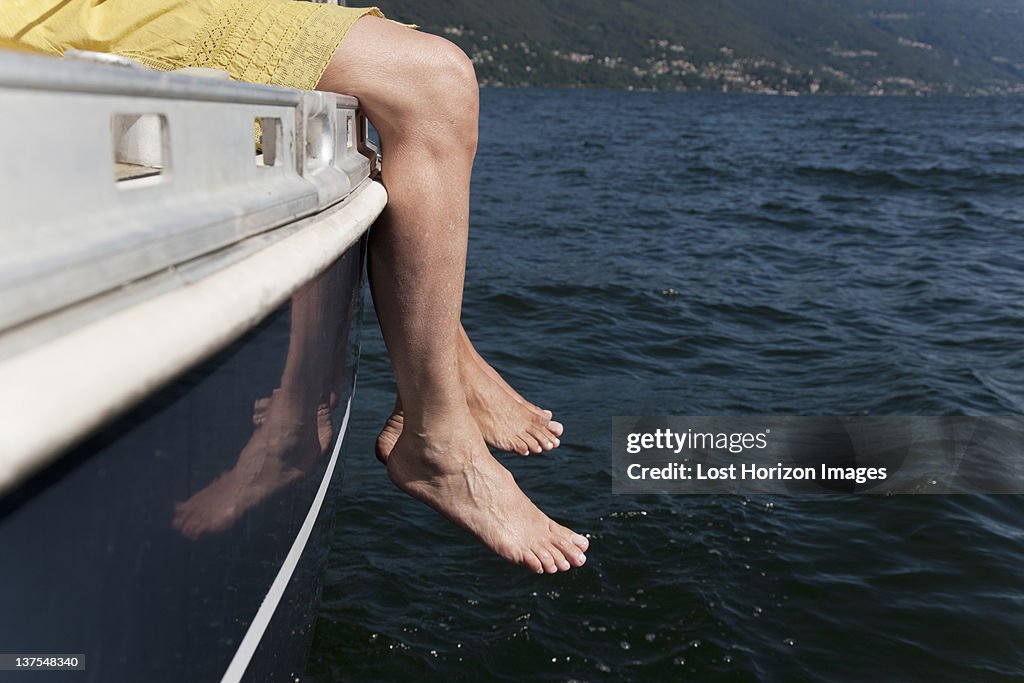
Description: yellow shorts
0,0,384,90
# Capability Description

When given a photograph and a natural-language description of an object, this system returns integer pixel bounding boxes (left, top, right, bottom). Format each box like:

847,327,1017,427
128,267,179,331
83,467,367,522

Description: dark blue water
307,91,1024,681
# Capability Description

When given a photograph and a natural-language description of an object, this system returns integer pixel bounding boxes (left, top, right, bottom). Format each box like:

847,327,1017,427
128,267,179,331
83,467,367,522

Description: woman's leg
317,17,587,572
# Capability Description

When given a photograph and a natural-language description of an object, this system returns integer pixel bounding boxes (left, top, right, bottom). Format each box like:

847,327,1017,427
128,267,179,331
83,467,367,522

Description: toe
528,425,557,451
522,433,543,455
555,524,589,552
536,548,558,574
511,436,531,457
553,535,586,567
548,420,564,437
523,551,544,574
549,545,572,572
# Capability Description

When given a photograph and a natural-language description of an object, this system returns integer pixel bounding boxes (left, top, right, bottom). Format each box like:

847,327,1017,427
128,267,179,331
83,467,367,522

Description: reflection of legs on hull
253,391,335,454
173,271,344,540
251,260,358,455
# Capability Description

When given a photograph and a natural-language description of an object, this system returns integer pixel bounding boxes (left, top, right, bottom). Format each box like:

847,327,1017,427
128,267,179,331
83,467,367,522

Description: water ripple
308,91,1024,682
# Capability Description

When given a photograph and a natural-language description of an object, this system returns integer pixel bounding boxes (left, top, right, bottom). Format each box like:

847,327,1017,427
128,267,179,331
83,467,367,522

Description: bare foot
254,389,335,454
376,339,564,459
386,415,588,573
375,402,404,464
463,361,561,456
460,329,563,454
174,400,322,539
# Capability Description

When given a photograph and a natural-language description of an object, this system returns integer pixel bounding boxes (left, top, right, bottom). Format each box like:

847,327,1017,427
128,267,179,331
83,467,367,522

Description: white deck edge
0,180,386,493
220,392,353,683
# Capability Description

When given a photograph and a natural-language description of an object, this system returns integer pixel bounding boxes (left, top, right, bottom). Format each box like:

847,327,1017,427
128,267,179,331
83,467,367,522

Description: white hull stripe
220,391,353,683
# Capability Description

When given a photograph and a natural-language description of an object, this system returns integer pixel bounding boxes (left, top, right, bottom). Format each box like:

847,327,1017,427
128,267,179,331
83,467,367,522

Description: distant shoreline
371,0,1024,99
476,82,1024,98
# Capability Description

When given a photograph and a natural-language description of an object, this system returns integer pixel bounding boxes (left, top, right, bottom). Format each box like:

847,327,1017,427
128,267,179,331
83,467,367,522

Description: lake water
307,89,1024,681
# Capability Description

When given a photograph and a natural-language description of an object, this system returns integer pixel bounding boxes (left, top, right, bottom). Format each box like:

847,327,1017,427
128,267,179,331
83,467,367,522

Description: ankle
399,392,469,430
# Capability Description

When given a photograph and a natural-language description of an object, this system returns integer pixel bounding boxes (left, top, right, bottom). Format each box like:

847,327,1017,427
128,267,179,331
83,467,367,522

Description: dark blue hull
0,240,366,683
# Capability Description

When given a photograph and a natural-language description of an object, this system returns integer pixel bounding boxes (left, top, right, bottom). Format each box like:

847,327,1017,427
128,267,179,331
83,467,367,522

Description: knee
374,35,477,152
431,39,479,110
401,37,479,149
321,18,478,150
332,22,480,154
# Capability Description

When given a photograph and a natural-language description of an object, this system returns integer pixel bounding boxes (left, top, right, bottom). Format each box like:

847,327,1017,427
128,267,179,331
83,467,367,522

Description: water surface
308,90,1024,682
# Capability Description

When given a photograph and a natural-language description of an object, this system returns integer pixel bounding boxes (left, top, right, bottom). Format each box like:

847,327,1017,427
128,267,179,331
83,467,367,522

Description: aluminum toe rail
0,51,387,492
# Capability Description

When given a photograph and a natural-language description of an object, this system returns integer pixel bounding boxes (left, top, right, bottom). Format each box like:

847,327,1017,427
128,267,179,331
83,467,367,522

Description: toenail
579,554,586,563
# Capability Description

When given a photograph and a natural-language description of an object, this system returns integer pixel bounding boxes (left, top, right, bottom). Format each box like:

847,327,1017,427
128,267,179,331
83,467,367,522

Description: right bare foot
386,415,588,573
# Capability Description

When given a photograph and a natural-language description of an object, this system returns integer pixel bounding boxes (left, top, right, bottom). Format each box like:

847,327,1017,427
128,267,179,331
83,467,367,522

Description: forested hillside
361,0,1024,94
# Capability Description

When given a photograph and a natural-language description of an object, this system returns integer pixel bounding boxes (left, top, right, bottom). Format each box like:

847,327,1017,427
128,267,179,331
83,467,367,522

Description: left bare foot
376,333,564,460
376,402,405,464
462,329,564,453
463,364,562,456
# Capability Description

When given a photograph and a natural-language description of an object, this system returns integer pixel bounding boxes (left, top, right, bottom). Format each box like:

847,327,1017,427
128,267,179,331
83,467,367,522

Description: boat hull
0,239,366,682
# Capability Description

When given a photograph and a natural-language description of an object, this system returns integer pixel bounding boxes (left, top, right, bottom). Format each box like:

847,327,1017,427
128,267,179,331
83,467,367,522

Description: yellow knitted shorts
0,0,385,90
